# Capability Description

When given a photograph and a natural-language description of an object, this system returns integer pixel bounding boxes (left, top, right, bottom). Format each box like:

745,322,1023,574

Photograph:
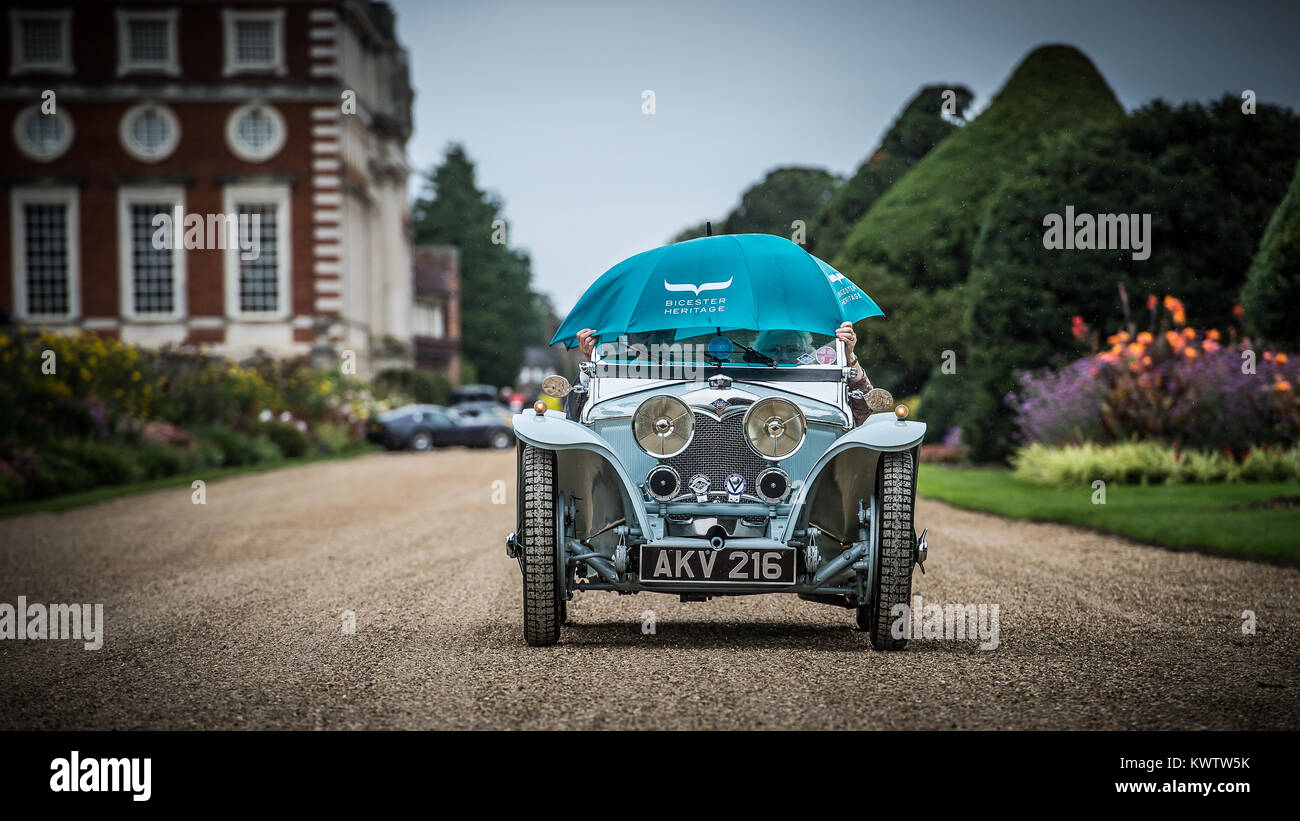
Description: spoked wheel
857,450,916,651
521,445,565,646
409,430,433,452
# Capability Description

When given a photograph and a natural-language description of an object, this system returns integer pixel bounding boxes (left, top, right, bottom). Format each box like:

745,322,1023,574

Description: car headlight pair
632,395,806,461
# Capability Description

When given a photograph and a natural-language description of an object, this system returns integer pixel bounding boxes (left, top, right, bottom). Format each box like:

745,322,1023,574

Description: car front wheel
408,430,433,452
858,450,916,651
521,445,564,646
489,430,513,450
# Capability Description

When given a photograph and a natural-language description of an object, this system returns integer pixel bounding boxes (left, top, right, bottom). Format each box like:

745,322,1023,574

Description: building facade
1,0,421,376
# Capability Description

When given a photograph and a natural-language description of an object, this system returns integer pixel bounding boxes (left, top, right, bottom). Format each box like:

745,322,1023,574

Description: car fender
784,417,926,534
512,410,652,535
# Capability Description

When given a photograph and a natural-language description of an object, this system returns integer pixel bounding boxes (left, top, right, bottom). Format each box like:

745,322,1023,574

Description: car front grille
663,412,768,495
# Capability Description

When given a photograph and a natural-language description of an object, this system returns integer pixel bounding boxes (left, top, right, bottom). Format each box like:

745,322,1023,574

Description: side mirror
541,374,572,398
864,388,895,413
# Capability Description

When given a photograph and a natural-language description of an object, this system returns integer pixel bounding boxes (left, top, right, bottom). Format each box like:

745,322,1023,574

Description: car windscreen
597,329,838,370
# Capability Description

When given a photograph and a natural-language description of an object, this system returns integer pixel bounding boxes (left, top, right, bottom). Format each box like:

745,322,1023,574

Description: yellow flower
131,371,142,382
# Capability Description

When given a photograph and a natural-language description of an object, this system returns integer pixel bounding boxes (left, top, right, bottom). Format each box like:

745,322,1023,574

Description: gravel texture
1,449,1296,730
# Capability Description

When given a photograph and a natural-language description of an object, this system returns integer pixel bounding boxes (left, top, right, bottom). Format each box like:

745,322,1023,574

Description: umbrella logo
664,277,733,297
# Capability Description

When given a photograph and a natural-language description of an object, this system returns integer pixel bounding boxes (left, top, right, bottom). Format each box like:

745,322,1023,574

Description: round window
120,103,180,162
226,103,286,162
13,105,74,162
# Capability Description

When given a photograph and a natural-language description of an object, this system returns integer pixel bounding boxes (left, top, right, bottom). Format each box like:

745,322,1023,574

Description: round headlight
743,397,806,460
632,395,694,458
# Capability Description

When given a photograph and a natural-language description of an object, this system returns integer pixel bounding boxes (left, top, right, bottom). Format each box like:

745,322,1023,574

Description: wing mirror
541,375,572,398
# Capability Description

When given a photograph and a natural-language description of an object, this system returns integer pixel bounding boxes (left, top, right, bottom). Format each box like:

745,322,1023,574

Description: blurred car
450,384,501,406
451,400,514,426
367,404,515,451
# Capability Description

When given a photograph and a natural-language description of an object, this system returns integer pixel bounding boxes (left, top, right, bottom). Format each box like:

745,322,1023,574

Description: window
9,9,73,75
116,9,179,76
225,102,286,162
10,187,79,320
12,104,74,161
119,102,180,162
117,188,185,320
222,10,284,76
413,301,445,338
223,184,291,319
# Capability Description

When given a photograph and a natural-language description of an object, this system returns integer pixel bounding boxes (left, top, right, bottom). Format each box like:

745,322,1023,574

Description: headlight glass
633,395,694,458
744,397,806,460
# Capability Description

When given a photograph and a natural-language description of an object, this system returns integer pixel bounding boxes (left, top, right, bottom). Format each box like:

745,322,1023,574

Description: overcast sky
392,0,1300,312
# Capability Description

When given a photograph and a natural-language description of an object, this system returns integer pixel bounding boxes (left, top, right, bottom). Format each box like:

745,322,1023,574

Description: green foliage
811,84,972,262
962,97,1300,460
260,421,309,459
1243,159,1300,349
374,367,451,405
670,167,840,243
1011,441,1300,487
919,465,1300,561
836,45,1124,392
411,144,540,388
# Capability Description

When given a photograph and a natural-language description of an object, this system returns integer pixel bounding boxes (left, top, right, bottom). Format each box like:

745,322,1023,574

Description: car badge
796,353,817,365
815,345,837,364
689,473,711,502
725,473,746,503
709,397,729,414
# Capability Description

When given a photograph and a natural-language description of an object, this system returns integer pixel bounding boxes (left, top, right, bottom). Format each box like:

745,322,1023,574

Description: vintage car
505,235,928,649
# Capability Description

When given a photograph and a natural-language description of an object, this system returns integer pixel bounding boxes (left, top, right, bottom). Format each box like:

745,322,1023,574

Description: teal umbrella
550,234,884,348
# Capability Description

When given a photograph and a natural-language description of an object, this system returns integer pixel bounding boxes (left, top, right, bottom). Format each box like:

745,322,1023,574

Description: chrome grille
663,412,768,493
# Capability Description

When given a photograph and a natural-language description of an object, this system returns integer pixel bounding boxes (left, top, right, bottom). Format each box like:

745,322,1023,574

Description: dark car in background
450,384,502,406
368,404,515,452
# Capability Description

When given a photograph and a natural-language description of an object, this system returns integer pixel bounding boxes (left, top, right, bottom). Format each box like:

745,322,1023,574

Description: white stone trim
9,9,73,76
311,107,340,121
222,182,292,321
225,101,287,163
115,8,180,77
117,185,187,321
312,140,340,155
313,260,341,275
188,316,224,329
312,158,340,172
311,124,341,138
119,101,181,163
83,317,120,330
314,209,342,223
313,175,341,189
313,192,342,206
314,244,341,258
314,279,341,294
12,104,74,162
315,297,342,313
221,9,286,77
10,186,80,321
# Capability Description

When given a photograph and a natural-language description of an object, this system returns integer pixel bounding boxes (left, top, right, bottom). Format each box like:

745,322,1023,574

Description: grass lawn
917,465,1300,563
0,448,376,519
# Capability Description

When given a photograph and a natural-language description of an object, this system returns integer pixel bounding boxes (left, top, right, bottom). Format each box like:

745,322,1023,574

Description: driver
574,321,874,425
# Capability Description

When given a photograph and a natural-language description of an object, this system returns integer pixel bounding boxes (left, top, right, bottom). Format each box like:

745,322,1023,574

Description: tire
521,445,564,646
489,430,513,450
859,450,916,651
409,430,433,452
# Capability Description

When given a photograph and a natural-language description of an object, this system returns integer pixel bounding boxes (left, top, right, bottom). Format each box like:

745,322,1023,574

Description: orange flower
1129,359,1143,372
1146,294,1158,311
1276,380,1292,393
1184,348,1198,359
1136,332,1153,344
1127,342,1146,357
1207,329,1221,341
1165,330,1185,350
1107,331,1130,346
1182,327,1196,339
1233,304,1245,319
1173,310,1186,325
1202,339,1220,353
1142,355,1152,366
1277,353,1289,364
1264,351,1275,361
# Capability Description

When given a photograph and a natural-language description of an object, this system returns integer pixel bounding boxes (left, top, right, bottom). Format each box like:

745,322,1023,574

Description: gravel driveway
1,450,1296,730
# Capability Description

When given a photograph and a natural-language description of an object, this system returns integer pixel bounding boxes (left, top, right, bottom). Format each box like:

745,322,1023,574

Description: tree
1242,159,1300,349
835,45,1124,394
669,167,839,243
960,98,1300,460
810,84,973,262
411,144,539,388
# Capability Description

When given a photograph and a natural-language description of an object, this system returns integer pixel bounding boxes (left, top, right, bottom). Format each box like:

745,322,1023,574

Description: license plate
639,546,795,585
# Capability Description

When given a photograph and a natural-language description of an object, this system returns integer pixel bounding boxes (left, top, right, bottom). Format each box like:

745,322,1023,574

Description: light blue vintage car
506,235,928,648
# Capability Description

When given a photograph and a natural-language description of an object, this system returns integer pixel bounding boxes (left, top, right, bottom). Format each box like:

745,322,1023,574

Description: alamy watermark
149,206,261,261
0,596,103,650
1043,206,1151,261
890,595,1000,650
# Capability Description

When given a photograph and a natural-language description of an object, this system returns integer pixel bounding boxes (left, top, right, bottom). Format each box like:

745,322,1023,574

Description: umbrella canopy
550,234,883,348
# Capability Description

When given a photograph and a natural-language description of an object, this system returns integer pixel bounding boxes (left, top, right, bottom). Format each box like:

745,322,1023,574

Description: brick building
1,0,440,376
410,245,460,383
